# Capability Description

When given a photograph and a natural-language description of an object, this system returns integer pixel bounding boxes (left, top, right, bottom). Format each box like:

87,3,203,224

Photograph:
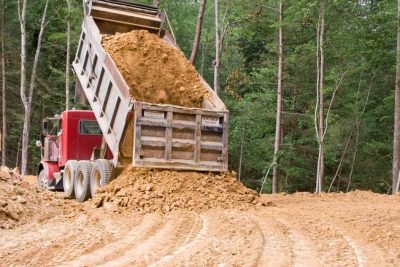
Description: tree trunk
190,0,207,65
328,128,354,193
20,0,49,175
315,1,325,194
238,128,245,182
272,0,284,194
1,0,6,166
393,0,400,194
66,0,71,110
214,0,221,95
153,0,161,7
18,0,27,174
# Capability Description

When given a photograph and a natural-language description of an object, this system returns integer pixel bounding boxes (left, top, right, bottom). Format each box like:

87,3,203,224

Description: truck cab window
80,120,102,135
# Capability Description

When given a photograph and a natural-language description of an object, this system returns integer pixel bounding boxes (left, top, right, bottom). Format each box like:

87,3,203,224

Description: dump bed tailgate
133,103,228,171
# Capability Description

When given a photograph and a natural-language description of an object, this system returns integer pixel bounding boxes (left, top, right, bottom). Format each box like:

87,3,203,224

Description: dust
91,167,261,213
102,30,211,108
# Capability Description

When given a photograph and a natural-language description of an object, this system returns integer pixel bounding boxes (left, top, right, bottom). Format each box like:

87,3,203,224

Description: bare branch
322,70,347,139
28,0,49,102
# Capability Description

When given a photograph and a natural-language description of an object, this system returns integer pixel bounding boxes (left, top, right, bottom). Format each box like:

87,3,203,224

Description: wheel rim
76,171,84,197
40,174,48,189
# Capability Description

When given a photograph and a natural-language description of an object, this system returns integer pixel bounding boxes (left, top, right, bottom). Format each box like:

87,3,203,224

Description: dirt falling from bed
102,30,211,108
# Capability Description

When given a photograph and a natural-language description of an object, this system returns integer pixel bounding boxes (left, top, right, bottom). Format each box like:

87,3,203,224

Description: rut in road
155,210,263,267
253,215,323,267
1,191,399,267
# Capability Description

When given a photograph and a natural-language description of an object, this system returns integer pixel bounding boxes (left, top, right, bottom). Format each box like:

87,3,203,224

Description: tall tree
315,0,325,194
19,0,49,175
153,0,161,7
66,0,71,110
190,0,207,65
214,0,221,95
272,0,284,194
393,0,400,194
18,0,27,174
0,0,6,166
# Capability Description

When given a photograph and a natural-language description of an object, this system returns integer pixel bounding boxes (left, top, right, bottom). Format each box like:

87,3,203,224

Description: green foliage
0,0,397,194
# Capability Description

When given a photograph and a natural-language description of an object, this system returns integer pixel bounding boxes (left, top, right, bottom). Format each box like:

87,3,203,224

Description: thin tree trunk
315,13,321,193
315,1,325,194
318,2,325,193
1,0,6,166
347,128,359,192
328,128,354,193
272,0,284,194
214,0,220,95
66,0,71,110
238,129,245,182
393,0,400,194
200,42,208,76
18,0,27,174
153,0,161,7
347,73,374,192
190,0,207,65
16,137,21,169
20,0,49,175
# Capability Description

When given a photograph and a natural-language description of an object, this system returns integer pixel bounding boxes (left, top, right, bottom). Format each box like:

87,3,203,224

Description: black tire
37,170,48,189
74,161,93,202
63,160,79,198
90,159,113,198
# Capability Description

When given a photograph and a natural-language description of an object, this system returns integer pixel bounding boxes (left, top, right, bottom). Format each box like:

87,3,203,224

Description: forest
0,0,399,194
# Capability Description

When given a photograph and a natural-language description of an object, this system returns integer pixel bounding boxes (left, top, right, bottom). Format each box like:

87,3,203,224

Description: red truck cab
37,110,105,189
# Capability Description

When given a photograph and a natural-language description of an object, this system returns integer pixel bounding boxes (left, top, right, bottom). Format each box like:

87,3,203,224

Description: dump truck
37,0,229,202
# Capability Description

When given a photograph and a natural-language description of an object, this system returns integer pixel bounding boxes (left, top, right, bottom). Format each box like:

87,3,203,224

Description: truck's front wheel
90,159,112,198
63,160,78,198
37,170,48,189
74,161,93,202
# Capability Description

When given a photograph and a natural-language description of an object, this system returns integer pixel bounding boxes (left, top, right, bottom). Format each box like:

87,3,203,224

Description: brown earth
91,167,261,213
0,171,79,230
102,30,211,108
1,172,400,266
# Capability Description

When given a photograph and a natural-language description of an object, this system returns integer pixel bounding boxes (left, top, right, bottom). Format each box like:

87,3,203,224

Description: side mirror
42,120,49,135
35,140,42,148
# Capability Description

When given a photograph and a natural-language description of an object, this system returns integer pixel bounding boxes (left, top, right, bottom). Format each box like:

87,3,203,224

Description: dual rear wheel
63,159,112,202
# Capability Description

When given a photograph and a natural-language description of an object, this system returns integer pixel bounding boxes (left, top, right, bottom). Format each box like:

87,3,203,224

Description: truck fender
38,161,60,181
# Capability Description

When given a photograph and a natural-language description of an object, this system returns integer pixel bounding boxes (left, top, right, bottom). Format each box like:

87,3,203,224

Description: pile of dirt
102,30,211,108
91,167,262,213
0,170,74,229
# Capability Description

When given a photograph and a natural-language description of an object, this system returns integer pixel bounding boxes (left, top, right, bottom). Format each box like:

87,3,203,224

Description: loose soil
0,171,78,230
1,172,400,266
102,30,211,108
91,167,261,213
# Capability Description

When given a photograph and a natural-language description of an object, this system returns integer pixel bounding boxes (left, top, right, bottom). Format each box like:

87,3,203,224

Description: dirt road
1,183,399,267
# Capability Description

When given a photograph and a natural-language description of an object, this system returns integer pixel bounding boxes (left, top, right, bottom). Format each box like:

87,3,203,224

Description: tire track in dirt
254,217,293,267
53,213,143,265
149,212,205,267
157,210,263,267
259,208,372,267
0,211,141,267
61,213,163,267
253,215,321,267
0,214,91,267
341,233,366,267
324,219,390,267
280,213,359,266
95,212,200,267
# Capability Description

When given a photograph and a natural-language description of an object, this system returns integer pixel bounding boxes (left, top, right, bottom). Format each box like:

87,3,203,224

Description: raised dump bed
73,0,228,172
